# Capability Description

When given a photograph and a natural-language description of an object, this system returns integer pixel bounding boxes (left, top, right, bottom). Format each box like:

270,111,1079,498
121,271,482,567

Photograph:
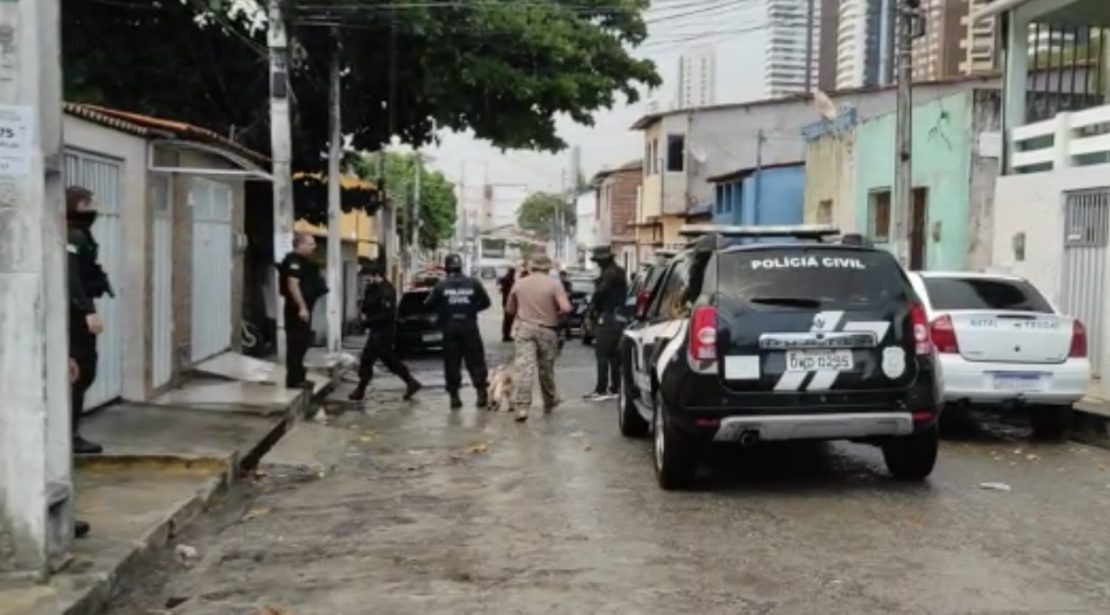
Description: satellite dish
689,146,708,164
813,89,838,122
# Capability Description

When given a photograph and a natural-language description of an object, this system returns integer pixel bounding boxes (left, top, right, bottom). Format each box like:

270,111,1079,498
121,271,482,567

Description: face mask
70,210,98,229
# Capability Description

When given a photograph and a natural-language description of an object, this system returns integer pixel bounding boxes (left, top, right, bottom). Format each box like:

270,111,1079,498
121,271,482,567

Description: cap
530,255,553,270
444,253,463,271
591,246,614,261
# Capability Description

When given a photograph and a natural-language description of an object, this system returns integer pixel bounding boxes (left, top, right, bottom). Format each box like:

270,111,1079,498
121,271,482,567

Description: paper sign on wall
0,105,32,176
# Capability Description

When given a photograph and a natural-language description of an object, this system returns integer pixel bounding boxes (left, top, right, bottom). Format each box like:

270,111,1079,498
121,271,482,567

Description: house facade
710,162,806,226
632,74,1000,247
593,160,641,273
63,104,269,406
980,0,1110,397
803,88,1001,271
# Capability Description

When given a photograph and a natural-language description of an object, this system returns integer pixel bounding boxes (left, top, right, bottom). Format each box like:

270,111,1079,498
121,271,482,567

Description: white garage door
151,176,174,388
65,151,124,410
190,178,234,362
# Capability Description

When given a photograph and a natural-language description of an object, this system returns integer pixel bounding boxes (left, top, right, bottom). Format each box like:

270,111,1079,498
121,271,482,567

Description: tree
61,0,660,218
518,192,574,240
355,152,457,250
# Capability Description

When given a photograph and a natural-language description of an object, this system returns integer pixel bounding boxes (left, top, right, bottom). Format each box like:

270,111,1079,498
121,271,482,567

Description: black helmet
444,253,463,273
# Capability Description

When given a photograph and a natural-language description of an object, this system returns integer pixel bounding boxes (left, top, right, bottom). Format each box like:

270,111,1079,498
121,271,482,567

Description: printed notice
0,105,31,176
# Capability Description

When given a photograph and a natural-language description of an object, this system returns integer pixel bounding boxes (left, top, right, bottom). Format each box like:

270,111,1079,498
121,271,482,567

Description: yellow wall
803,133,857,234
661,215,686,247
295,209,377,259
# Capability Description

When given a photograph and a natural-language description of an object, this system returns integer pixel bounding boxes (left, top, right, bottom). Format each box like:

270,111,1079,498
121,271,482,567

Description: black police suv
565,277,596,340
618,227,942,489
395,288,443,355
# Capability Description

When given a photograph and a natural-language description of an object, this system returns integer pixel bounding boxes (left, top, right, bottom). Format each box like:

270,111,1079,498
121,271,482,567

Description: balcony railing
1012,103,1110,173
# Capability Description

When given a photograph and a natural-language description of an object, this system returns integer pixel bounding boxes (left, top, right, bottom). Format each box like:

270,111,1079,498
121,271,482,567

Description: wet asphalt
106,300,1110,615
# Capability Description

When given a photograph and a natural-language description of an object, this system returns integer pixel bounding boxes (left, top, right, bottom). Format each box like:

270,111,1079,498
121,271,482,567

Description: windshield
923,277,1052,313
717,248,911,309
399,291,432,316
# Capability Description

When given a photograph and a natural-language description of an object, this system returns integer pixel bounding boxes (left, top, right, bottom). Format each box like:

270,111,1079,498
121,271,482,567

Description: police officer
348,264,422,402
585,246,628,401
425,253,491,409
279,234,325,389
67,186,113,456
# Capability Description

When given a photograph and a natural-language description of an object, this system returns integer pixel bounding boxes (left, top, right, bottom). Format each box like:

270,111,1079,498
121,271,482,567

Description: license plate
992,372,1043,391
785,350,853,372
422,332,443,343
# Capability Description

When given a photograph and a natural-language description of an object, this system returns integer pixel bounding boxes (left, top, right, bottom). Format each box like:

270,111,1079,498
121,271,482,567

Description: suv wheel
618,373,649,438
653,391,695,490
882,426,938,481
1031,405,1071,441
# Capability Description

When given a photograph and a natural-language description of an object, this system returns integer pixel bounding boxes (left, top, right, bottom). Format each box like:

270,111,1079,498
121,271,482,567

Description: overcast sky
424,0,767,196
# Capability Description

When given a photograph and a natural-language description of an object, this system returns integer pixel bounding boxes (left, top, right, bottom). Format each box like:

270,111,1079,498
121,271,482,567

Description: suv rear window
717,247,909,308
399,291,432,316
923,277,1052,312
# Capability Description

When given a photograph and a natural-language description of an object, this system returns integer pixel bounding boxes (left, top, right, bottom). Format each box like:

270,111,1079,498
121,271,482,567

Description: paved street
104,301,1110,614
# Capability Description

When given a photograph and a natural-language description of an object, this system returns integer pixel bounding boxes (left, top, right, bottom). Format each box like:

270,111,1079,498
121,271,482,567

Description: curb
1071,405,1110,449
56,394,308,615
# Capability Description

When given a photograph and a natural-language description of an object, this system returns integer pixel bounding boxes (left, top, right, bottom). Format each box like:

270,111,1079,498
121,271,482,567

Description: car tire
1031,405,1071,441
618,373,649,438
882,426,938,481
653,390,696,490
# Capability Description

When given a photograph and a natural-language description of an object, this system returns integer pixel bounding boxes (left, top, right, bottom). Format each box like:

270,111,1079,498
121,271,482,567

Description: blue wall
712,164,805,226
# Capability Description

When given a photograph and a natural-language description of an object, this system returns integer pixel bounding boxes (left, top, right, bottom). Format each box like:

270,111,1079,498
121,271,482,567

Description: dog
487,364,513,412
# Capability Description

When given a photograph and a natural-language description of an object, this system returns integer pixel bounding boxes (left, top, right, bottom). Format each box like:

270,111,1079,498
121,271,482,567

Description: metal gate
189,178,234,362
1061,188,1110,377
151,176,174,388
64,151,124,410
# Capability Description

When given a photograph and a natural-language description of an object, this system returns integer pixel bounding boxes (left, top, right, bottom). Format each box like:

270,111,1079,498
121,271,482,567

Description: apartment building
676,48,717,109
961,0,997,74
913,0,968,80
765,0,822,96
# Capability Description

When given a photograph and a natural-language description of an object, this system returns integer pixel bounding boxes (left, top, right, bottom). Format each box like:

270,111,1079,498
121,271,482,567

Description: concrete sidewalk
0,372,317,615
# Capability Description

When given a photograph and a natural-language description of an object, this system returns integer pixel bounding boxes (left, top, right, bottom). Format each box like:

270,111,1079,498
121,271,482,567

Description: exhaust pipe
738,430,760,449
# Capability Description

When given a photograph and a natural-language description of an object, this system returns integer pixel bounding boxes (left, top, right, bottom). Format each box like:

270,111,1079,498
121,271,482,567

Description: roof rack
678,224,840,239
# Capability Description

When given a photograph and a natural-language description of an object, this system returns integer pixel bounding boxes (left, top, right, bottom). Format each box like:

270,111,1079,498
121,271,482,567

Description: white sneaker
596,393,618,401
583,392,604,401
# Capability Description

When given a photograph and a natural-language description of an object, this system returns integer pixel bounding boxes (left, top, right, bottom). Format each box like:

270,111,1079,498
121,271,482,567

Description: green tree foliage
61,0,659,190
518,191,574,240
356,152,457,250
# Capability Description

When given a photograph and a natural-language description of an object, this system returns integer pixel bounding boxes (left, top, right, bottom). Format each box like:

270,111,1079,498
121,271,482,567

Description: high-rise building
961,0,997,74
912,0,968,81
834,0,895,89
764,0,822,97
675,48,717,109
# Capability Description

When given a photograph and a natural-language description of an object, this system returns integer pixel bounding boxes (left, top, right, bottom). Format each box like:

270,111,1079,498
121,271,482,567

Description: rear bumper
937,355,1089,406
712,412,914,442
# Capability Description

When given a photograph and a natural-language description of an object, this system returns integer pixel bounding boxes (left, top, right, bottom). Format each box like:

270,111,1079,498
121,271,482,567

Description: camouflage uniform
512,320,560,413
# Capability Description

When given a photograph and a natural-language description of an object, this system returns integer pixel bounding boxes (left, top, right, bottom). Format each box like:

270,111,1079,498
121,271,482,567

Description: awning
148,139,272,181
973,0,1032,21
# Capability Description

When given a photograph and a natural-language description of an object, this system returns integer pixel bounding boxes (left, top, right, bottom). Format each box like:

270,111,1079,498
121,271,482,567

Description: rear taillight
1070,320,1088,358
688,306,717,361
909,303,932,355
930,315,959,354
634,291,650,319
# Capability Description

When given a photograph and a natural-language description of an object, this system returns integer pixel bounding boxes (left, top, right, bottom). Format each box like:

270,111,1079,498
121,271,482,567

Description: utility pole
804,0,816,94
754,129,766,216
268,0,294,358
411,155,421,273
325,27,342,357
893,0,919,266
0,0,74,573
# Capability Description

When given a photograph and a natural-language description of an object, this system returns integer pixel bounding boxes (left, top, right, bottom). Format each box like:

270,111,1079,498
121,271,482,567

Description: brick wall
605,168,640,241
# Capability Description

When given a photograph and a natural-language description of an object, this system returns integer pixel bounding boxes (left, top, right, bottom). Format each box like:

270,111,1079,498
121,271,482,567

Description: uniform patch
882,346,906,379
289,263,300,270
66,243,78,254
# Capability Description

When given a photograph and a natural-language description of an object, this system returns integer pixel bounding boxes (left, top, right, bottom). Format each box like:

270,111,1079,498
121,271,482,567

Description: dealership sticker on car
724,355,761,380
881,346,906,379
785,349,853,372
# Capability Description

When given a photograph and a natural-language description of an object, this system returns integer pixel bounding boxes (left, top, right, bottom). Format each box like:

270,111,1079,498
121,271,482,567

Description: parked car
395,288,442,355
618,227,942,489
565,277,596,341
907,271,1089,439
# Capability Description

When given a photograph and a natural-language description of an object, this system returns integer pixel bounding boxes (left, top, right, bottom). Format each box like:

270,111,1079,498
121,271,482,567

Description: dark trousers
502,312,515,341
285,306,312,387
358,326,414,385
594,318,622,395
70,327,98,435
443,320,488,394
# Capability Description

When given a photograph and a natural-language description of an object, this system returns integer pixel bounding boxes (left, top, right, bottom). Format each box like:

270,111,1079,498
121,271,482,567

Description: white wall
575,191,598,250
63,116,149,401
992,164,1110,395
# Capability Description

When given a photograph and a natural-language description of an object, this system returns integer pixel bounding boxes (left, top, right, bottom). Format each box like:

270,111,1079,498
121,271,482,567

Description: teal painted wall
853,91,973,270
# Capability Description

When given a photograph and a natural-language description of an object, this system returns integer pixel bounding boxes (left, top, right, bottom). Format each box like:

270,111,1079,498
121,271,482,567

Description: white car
907,271,1090,438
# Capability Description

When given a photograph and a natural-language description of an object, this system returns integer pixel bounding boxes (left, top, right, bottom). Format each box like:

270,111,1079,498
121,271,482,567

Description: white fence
1012,103,1110,173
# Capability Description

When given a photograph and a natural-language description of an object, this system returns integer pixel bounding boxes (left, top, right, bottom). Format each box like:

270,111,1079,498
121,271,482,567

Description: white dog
487,364,514,412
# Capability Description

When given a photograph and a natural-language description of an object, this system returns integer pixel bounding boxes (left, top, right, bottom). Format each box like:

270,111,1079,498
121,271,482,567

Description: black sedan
395,288,443,355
